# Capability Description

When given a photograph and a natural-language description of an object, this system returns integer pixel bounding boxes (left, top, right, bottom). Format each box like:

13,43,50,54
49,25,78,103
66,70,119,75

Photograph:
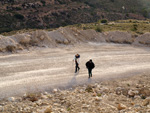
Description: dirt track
0,42,150,99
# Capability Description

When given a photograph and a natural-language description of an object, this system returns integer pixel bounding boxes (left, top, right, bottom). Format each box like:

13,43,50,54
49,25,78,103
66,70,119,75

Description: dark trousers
75,63,80,73
88,68,92,78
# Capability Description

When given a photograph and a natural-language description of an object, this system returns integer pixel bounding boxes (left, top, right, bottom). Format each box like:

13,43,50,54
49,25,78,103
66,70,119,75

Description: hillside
0,0,150,34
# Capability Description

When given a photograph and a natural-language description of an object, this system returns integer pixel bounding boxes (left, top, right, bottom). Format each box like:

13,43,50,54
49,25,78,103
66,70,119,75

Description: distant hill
0,0,149,33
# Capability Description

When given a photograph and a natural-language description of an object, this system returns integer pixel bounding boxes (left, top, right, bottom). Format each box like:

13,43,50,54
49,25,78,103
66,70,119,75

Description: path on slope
0,43,150,99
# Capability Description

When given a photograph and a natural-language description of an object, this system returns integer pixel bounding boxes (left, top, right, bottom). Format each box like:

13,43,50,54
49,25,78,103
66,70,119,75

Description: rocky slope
0,0,149,33
0,27,150,53
0,74,149,112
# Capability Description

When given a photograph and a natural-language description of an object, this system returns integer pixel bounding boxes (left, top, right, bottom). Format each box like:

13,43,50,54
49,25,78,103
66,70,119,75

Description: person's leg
75,65,77,73
77,64,80,71
91,69,92,77
78,65,80,71
89,69,92,77
88,69,90,78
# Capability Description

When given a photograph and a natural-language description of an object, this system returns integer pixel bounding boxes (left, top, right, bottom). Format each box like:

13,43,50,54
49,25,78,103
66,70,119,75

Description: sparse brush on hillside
72,19,150,35
1,19,150,36
0,0,149,33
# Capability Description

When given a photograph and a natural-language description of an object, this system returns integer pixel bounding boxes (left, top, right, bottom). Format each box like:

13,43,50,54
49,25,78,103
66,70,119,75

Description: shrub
15,7,22,10
101,19,108,23
95,26,102,32
131,24,138,31
142,9,148,18
14,14,24,20
41,0,46,6
110,0,115,2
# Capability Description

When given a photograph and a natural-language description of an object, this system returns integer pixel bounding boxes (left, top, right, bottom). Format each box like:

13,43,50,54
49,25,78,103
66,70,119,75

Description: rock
92,92,97,96
139,87,150,97
53,103,61,107
134,104,141,108
82,104,90,109
143,100,149,106
53,89,58,93
128,90,138,97
0,103,5,106
142,97,150,106
116,87,128,96
95,96,102,101
130,102,135,105
85,85,93,93
44,106,52,113
63,39,70,44
134,95,141,99
41,95,48,99
42,102,49,106
39,35,45,41
47,94,52,98
79,89,84,93
44,92,48,95
36,100,42,106
60,108,65,112
100,87,109,93
8,97,16,102
97,85,101,88
117,103,127,110
0,106,3,112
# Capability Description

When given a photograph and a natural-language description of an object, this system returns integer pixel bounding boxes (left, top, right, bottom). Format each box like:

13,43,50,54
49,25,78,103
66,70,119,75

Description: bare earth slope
1,27,150,53
0,43,150,99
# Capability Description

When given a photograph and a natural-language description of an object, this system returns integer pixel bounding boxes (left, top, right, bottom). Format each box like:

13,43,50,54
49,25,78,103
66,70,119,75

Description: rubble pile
0,75,149,113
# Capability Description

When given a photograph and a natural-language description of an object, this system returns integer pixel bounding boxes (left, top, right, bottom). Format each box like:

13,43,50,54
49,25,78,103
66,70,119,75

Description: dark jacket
86,61,95,69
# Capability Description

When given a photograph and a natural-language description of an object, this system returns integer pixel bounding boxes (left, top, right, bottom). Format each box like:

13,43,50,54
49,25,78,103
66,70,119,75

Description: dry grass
71,19,150,35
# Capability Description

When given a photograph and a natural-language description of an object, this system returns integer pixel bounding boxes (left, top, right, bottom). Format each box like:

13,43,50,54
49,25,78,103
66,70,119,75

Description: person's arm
73,57,75,62
86,62,88,68
93,63,95,68
78,58,80,64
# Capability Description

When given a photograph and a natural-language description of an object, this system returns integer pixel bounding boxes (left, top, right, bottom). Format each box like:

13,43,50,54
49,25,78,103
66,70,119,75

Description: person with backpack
73,54,80,73
86,59,95,78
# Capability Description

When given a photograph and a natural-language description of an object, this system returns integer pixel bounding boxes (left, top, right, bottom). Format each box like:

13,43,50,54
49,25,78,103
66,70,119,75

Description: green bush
95,26,102,32
131,24,138,31
101,19,108,23
41,0,46,6
110,0,115,2
141,9,148,18
15,7,22,10
14,14,24,20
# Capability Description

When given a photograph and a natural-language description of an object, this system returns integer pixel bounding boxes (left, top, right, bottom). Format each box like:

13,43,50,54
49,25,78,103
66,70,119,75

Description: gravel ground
0,43,150,100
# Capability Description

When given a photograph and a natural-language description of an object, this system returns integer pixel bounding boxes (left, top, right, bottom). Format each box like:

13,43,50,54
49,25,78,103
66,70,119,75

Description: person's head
89,59,92,62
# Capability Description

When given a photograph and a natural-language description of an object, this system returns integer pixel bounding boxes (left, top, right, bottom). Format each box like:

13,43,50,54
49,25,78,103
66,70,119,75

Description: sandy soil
0,42,150,99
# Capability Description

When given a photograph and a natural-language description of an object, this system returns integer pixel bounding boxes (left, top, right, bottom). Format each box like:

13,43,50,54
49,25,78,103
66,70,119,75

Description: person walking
73,54,80,73
86,59,95,78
